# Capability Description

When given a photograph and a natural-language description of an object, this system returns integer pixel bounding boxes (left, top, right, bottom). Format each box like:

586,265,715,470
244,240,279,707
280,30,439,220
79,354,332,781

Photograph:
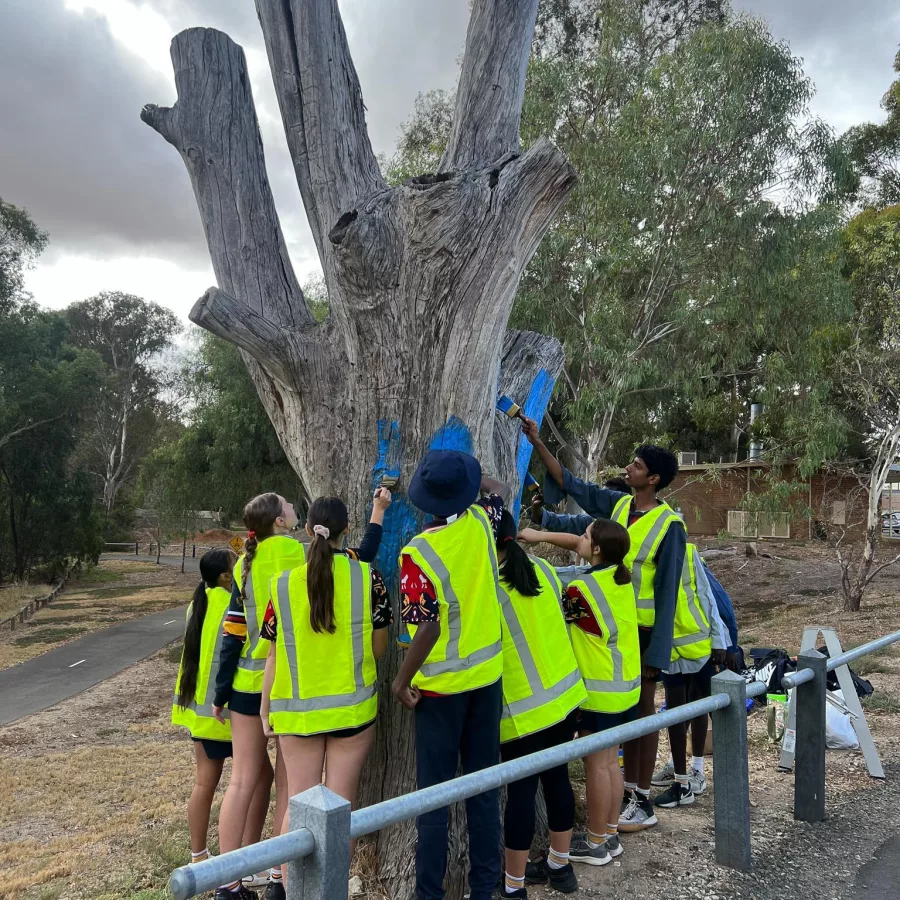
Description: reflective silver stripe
274,571,297,699
499,593,542,703
632,509,677,599
635,598,655,610
578,576,622,681
531,556,562,603
407,536,461,663
273,561,370,713
269,684,375,713
239,560,263,664
236,657,267,671
673,631,708,647
410,505,502,677
583,675,641,693
173,695,230,720
680,547,709,640
349,560,365,693
501,668,583,720
420,640,502,677
203,610,228,703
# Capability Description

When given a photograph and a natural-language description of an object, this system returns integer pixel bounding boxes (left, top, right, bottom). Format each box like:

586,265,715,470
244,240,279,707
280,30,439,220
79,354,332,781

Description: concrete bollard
794,649,827,823
287,786,351,900
711,670,752,871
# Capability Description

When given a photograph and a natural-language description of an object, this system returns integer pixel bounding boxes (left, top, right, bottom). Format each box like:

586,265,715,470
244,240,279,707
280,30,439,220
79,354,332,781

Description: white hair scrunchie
312,524,331,540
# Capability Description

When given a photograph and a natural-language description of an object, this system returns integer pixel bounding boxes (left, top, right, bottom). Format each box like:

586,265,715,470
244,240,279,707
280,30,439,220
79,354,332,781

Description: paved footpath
0,560,192,726
100,552,201,573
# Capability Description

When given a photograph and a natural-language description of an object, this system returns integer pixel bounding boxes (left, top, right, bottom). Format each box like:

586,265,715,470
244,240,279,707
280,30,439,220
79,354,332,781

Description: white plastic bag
825,690,859,750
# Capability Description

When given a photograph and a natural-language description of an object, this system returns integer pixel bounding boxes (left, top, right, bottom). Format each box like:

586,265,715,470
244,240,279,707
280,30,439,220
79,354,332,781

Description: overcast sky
3,0,898,321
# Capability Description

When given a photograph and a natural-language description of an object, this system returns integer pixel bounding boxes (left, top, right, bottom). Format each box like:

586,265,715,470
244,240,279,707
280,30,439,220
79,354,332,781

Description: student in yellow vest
212,490,389,900
521,419,685,833
172,548,270,871
519,520,640,867
392,450,507,900
495,510,586,898
652,543,728,809
259,496,391,869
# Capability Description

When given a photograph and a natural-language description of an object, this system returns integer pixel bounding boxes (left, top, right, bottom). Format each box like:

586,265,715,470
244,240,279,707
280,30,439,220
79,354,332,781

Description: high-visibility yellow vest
172,586,232,742
268,555,377,735
671,543,712,662
403,504,503,694
499,555,587,743
232,535,306,695
568,568,641,713
611,496,683,628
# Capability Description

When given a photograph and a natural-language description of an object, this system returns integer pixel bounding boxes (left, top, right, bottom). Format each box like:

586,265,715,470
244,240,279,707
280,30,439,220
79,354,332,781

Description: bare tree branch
441,0,541,171
0,415,67,452
255,0,385,259
141,27,311,329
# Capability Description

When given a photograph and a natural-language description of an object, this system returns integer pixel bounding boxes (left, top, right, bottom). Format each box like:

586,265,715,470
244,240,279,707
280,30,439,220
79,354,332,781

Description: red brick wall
664,465,868,539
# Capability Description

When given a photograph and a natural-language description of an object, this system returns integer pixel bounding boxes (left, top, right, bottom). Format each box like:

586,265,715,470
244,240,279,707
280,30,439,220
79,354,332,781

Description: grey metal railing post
287,785,351,900
711,670,751,871
794,648,827,823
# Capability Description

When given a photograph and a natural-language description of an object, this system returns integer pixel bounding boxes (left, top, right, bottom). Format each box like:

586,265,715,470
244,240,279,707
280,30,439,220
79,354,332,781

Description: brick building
661,461,888,540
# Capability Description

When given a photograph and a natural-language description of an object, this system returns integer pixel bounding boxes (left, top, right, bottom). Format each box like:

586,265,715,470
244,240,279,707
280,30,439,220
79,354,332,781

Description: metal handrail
170,693,732,899
782,628,900,690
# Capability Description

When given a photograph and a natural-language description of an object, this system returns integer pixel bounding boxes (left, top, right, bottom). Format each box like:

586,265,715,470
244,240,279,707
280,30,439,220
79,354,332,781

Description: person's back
392,450,507,900
268,553,377,735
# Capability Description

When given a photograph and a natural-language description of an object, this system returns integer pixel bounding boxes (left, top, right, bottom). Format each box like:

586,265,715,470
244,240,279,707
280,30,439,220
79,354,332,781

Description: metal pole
288,785,351,900
711,670,751,871
135,541,139,555
794,649,827,823
192,544,196,558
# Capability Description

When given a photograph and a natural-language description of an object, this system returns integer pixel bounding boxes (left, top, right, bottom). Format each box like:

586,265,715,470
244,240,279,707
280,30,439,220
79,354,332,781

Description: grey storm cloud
1,0,897,278
0,0,206,264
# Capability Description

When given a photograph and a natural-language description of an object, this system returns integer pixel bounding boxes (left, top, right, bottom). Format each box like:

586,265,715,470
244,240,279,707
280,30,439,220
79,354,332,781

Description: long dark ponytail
306,497,349,634
240,492,284,599
588,519,632,585
177,548,233,709
497,509,541,597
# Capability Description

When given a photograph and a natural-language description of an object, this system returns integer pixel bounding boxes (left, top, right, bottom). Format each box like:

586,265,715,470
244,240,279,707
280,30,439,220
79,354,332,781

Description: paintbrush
497,395,524,419
524,472,540,492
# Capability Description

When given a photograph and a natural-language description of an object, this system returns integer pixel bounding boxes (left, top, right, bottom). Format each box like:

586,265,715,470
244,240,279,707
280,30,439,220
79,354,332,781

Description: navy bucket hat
408,450,482,518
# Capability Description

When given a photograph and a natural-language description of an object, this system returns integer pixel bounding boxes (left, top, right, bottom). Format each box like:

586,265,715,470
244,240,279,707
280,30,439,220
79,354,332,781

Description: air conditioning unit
678,451,698,466
727,510,758,539
758,513,790,539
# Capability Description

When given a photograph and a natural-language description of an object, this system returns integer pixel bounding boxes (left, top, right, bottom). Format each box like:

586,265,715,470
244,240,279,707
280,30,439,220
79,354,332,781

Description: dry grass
0,560,196,671
0,582,49,621
0,548,899,899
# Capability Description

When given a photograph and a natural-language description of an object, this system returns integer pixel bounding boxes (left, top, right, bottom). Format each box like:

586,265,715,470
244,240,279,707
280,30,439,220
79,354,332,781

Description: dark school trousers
414,679,502,900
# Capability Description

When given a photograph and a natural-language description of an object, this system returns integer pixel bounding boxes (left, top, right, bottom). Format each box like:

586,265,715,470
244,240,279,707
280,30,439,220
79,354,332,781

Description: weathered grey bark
142,4,575,896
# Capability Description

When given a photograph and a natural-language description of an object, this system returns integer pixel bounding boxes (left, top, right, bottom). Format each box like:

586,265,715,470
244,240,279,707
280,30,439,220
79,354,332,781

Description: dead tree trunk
142,3,575,896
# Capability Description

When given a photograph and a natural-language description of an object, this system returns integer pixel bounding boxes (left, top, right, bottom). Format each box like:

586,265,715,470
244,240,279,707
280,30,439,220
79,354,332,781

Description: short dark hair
604,477,631,495
635,445,679,491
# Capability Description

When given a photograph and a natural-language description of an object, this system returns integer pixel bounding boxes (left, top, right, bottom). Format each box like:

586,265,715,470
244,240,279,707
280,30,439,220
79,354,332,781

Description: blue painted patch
428,416,474,454
512,368,555,519
369,419,420,592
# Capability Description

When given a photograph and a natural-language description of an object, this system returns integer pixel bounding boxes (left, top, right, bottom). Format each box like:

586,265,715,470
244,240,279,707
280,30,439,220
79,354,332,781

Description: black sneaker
264,881,286,900
524,858,578,892
214,889,256,900
503,889,527,899
620,788,635,814
654,781,695,809
618,793,659,832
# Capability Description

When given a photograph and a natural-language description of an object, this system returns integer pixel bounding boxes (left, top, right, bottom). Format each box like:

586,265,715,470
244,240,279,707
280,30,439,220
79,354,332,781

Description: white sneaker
651,760,675,787
243,873,269,889
688,766,707,795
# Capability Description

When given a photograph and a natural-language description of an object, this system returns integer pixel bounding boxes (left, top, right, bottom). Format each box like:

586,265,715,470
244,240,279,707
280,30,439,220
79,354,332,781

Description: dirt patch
195,528,241,543
0,560,195,671
1,547,899,900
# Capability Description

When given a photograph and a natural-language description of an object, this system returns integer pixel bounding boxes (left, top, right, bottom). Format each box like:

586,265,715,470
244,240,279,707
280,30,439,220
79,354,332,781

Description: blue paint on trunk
368,416,474,588
428,416,473,454
512,369,555,520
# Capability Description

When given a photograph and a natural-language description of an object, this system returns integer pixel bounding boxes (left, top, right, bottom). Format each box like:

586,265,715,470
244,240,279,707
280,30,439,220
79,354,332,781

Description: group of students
172,419,739,900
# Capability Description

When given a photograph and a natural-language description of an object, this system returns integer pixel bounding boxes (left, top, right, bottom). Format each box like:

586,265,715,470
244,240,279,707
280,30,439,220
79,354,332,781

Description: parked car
881,511,900,534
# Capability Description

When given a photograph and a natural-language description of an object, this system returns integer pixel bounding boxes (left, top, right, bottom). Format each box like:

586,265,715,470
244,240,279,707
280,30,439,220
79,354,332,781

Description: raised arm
521,417,564,488
518,527,582,554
